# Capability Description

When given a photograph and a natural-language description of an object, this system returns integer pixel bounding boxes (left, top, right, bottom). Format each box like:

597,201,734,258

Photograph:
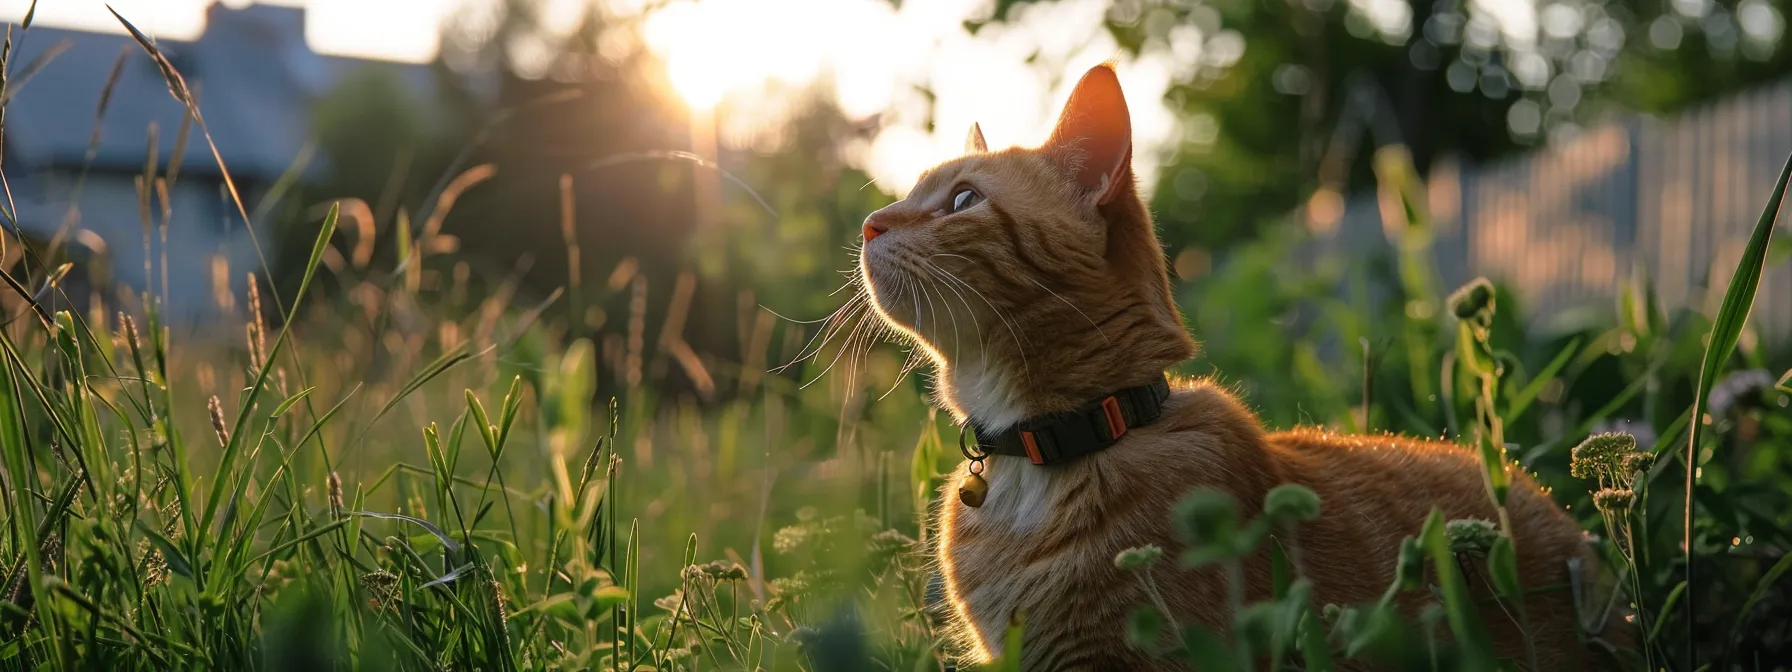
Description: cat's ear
965,122,988,153
1046,63,1132,205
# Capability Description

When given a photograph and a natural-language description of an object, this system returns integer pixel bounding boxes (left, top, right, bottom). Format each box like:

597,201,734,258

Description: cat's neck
936,346,1184,433
938,358,1033,432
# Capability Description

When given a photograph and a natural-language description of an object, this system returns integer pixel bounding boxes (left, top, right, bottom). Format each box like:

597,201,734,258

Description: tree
991,0,1790,250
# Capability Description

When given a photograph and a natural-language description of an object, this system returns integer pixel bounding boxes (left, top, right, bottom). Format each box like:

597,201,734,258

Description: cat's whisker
913,258,977,366
803,297,879,390
908,263,953,359
926,259,1032,384
915,257,994,378
761,281,857,325
828,279,861,297
879,343,928,401
774,292,866,374
925,274,963,368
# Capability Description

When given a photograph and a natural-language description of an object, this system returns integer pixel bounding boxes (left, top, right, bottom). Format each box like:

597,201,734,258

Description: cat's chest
953,456,1069,536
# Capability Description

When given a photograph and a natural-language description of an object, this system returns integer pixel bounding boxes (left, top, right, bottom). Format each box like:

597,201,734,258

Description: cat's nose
862,214,891,242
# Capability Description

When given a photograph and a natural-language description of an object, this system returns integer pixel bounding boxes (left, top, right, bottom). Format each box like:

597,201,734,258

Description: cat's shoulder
1150,375,1264,440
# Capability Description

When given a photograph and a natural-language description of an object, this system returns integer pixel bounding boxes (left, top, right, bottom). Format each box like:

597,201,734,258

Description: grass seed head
207,395,229,447
360,569,401,609
117,312,141,355
328,472,343,519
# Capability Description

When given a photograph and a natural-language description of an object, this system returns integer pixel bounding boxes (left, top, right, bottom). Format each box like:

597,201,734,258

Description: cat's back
1261,426,1586,558
1264,427,1498,520
1259,428,1602,664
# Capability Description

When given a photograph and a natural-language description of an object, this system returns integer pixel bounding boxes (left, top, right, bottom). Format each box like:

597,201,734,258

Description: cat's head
857,63,1195,427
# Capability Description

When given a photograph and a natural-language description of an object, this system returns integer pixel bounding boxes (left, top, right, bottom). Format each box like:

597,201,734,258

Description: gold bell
958,460,988,508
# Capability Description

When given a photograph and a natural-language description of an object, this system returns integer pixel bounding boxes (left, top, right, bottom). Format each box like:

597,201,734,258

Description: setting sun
641,0,840,110
633,0,1177,194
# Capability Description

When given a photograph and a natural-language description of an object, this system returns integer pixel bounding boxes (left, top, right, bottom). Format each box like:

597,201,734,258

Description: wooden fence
1315,78,1792,341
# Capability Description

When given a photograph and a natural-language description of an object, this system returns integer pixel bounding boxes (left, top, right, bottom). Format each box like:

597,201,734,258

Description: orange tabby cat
856,63,1617,670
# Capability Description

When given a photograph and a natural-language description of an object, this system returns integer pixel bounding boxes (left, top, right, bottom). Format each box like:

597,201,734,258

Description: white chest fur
958,455,1056,535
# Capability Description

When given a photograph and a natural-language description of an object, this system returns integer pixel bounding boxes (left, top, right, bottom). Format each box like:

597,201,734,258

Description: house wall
16,169,270,327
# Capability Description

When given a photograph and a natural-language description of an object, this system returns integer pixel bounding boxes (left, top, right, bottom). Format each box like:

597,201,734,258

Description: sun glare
642,0,843,110
631,0,1178,194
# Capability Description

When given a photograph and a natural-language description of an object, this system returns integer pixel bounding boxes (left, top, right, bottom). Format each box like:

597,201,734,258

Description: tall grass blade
351,511,463,556
1683,151,1791,662
197,204,337,541
1505,338,1579,421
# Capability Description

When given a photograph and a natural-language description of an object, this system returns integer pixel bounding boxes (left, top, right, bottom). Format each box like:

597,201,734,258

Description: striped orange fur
856,63,1618,670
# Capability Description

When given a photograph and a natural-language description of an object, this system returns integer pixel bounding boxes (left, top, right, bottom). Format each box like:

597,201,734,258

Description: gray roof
3,3,440,182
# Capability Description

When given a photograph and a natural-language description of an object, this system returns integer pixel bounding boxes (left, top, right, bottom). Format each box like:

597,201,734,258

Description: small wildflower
686,561,743,582
655,589,688,618
1621,451,1656,476
867,529,917,573
767,569,834,609
869,529,916,555
207,396,229,447
1446,518,1500,556
1172,488,1239,546
1322,603,1342,622
1449,277,1496,320
773,523,819,555
1570,432,1638,481
1590,419,1656,452
1263,484,1321,523
1593,488,1636,512
1113,545,1164,571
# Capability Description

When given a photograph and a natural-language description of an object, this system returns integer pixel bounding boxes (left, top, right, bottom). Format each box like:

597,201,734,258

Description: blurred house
3,2,441,324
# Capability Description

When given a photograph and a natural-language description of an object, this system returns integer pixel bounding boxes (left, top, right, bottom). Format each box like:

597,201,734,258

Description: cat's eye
950,188,983,213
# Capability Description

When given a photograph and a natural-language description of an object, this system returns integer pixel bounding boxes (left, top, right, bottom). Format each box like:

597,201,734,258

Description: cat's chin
858,252,920,330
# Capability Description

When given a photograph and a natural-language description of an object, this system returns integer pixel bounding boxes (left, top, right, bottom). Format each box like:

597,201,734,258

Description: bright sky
0,0,454,65
636,0,1185,192
0,0,1543,194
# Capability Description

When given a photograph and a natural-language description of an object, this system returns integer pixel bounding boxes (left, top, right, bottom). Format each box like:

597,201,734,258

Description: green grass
2,9,1792,671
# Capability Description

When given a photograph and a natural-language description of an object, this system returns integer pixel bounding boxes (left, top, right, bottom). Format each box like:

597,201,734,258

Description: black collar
968,374,1172,465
